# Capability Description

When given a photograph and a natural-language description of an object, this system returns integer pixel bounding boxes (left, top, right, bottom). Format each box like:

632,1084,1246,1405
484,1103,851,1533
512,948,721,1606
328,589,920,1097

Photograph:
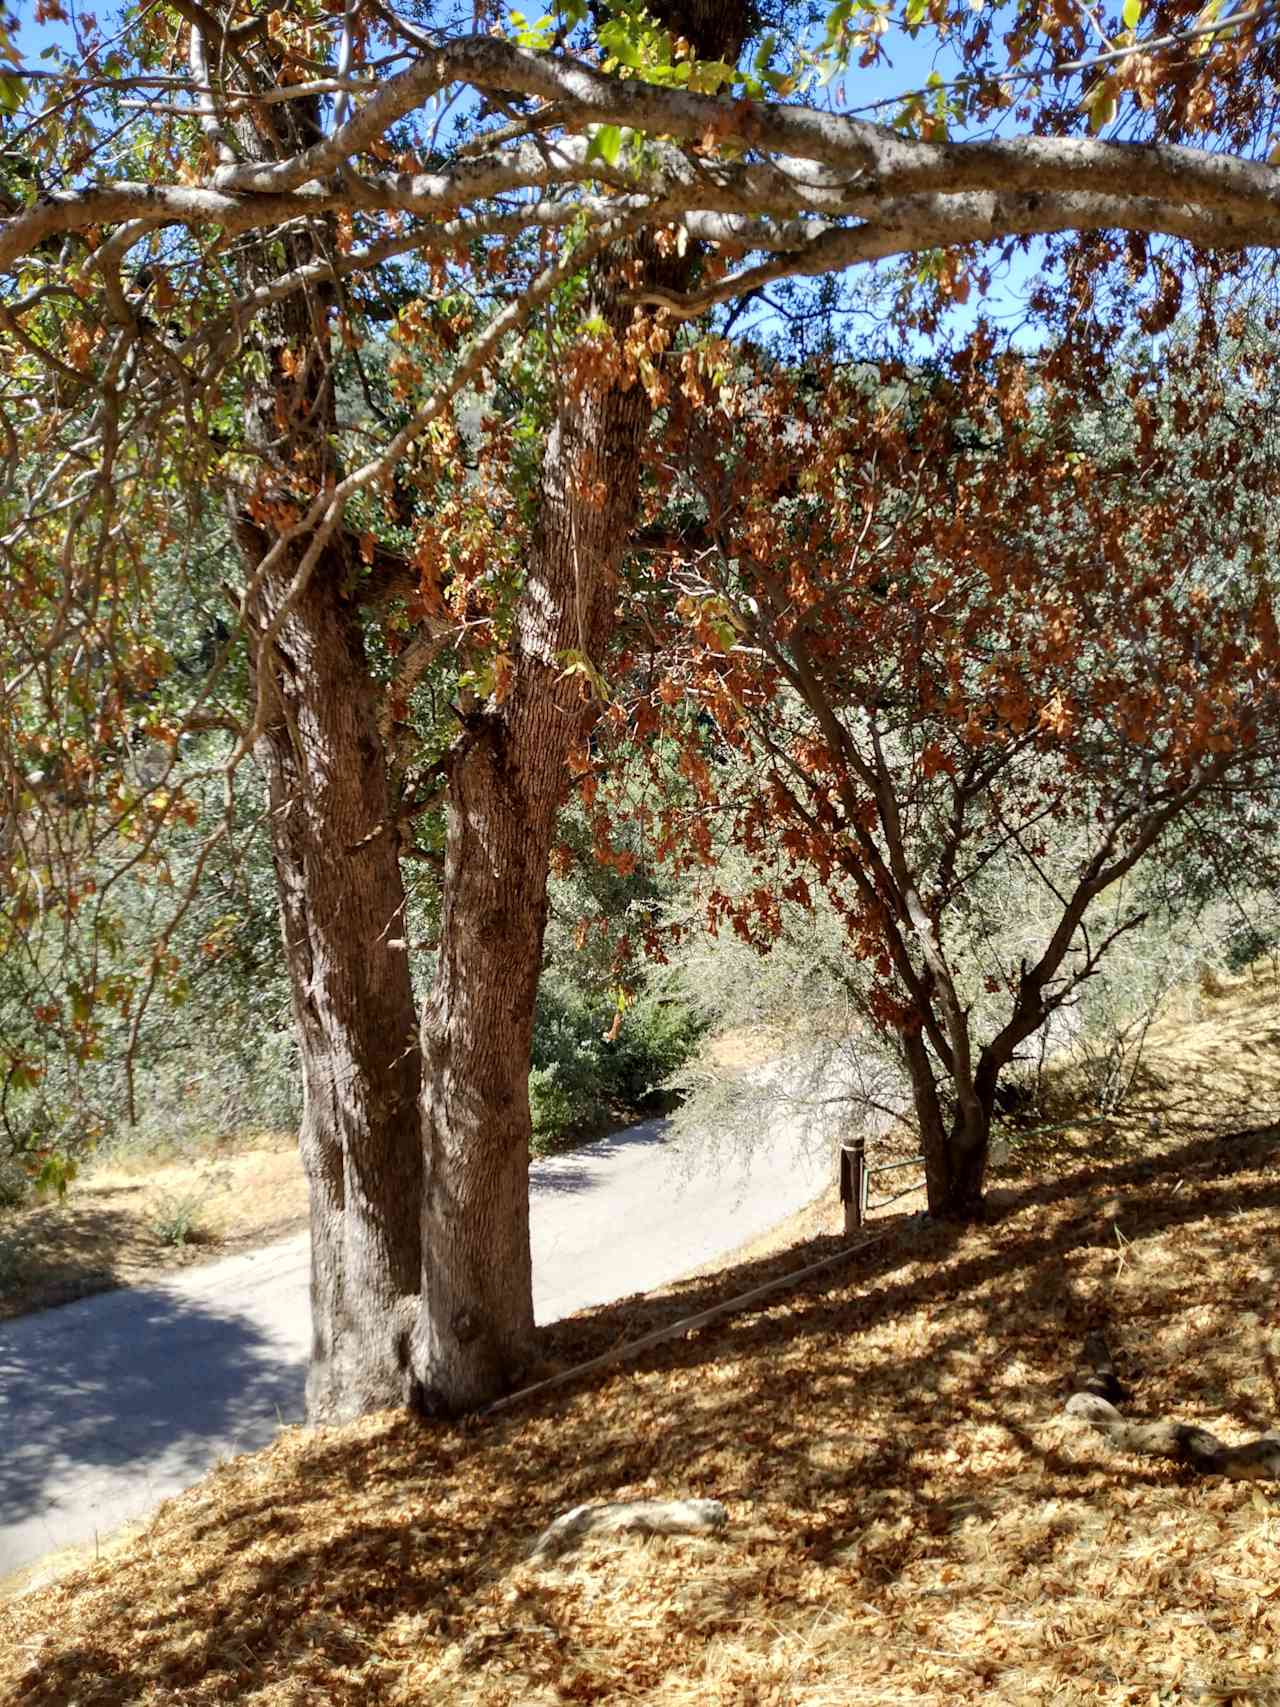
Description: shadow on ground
4,1115,1277,1705
0,1278,305,1552
0,1197,155,1321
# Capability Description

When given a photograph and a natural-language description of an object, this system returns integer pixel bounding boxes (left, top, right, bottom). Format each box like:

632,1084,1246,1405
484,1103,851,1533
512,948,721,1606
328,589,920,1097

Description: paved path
0,1115,832,1577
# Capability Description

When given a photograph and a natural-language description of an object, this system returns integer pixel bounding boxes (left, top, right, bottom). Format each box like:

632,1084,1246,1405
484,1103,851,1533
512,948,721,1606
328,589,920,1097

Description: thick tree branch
627,191,1280,316
202,35,1280,221
6,34,1280,293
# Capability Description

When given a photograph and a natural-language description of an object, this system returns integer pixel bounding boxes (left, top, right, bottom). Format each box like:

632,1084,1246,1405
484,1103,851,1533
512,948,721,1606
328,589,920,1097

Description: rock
529,1497,729,1563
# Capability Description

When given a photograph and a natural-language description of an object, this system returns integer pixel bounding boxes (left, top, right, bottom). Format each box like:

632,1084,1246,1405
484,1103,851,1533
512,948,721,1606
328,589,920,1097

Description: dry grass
3,970,1279,1706
0,1135,305,1320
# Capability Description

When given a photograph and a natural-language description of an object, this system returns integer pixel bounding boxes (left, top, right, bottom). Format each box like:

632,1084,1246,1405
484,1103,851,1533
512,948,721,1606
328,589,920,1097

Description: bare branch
229,207,658,761
627,191,1280,317
187,17,239,169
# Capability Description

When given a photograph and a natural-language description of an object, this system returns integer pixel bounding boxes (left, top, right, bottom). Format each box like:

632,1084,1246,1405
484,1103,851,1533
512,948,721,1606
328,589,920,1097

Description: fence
838,1112,1120,1228
838,1135,925,1232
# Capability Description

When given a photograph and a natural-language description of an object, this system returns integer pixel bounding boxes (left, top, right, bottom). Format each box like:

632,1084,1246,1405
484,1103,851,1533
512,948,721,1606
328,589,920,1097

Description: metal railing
839,1135,925,1230
838,1111,1122,1227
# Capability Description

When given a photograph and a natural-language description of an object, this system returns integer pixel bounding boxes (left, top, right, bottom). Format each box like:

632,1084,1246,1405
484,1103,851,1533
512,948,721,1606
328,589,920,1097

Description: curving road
0,1114,833,1578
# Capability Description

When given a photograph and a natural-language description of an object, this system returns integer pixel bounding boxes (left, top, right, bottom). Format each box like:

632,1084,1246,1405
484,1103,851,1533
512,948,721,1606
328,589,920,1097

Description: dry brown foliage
2,973,1278,1706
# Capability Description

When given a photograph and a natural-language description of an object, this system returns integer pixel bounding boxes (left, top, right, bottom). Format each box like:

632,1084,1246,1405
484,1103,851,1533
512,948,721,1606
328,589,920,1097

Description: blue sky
14,3,993,116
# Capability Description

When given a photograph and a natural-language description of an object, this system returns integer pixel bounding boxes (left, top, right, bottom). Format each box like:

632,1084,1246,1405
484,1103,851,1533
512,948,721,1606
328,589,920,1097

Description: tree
614,340,1280,1218
3,0,1280,1409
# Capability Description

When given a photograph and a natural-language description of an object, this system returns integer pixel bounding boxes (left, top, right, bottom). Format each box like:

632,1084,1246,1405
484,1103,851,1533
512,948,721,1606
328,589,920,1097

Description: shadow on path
529,1118,669,1198
0,1279,305,1537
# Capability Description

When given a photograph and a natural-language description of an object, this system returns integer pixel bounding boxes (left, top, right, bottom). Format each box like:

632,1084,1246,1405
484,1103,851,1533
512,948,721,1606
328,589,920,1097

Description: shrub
1223,920,1280,973
528,1066,595,1149
528,977,706,1153
0,1155,30,1212
150,1164,229,1248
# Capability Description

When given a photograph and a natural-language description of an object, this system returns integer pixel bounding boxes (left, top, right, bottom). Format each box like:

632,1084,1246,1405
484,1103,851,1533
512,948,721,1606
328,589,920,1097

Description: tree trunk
224,10,741,1424
943,1101,990,1219
226,70,424,1418
242,531,424,1422
409,332,652,1413
903,1029,990,1220
404,0,748,1415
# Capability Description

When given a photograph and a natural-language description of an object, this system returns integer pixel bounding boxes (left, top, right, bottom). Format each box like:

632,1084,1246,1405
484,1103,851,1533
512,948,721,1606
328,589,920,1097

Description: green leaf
906,0,927,27
1081,78,1119,133
821,0,854,51
1122,0,1141,29
587,123,625,167
1089,92,1117,132
752,31,778,72
509,9,555,49
598,18,646,67
34,1152,77,1201
556,648,610,700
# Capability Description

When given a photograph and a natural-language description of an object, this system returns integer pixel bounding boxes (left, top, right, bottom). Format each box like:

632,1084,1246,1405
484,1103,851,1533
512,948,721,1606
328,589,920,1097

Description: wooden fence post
839,1136,867,1234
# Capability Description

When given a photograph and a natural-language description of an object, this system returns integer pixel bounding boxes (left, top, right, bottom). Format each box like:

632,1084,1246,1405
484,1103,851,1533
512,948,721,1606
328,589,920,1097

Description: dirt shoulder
0,1135,308,1321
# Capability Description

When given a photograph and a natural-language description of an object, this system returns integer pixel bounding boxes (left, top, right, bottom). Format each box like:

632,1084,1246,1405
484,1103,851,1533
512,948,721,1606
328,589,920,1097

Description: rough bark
409,323,652,1413
230,79,422,1423
244,537,423,1422
219,7,739,1424
903,1028,990,1221
404,0,745,1417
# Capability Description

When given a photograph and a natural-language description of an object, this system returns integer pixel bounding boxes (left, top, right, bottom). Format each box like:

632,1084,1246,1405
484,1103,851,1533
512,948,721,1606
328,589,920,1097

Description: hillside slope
3,969,1278,1706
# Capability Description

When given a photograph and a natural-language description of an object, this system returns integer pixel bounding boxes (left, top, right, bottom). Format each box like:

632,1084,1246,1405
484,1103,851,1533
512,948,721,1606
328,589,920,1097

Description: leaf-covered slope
2,980,1278,1706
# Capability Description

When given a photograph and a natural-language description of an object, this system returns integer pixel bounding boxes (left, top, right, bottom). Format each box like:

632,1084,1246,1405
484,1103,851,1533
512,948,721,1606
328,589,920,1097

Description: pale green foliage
530,810,708,1150
149,1164,230,1250
663,761,1280,1164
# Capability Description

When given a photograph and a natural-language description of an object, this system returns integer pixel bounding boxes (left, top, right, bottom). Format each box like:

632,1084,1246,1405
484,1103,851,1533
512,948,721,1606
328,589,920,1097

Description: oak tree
615,339,1280,1217
3,0,1279,1407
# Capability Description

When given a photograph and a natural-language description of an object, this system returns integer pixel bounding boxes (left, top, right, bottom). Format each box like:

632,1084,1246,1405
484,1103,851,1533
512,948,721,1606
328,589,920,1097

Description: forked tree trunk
409,336,652,1412
237,246,664,1419
226,10,739,1423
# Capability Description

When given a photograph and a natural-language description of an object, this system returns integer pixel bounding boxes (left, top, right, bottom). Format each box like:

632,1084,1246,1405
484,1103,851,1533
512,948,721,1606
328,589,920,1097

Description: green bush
150,1163,230,1248
528,1065,595,1147
0,1156,30,1213
528,977,706,1153
1223,919,1280,973
150,1189,209,1249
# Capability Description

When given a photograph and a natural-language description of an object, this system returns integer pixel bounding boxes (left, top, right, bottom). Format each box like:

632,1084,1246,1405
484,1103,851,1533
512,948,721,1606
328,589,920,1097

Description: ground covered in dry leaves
2,972,1278,1705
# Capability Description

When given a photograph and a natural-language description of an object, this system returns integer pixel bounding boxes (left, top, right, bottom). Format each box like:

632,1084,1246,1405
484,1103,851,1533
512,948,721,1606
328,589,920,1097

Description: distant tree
614,338,1280,1218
